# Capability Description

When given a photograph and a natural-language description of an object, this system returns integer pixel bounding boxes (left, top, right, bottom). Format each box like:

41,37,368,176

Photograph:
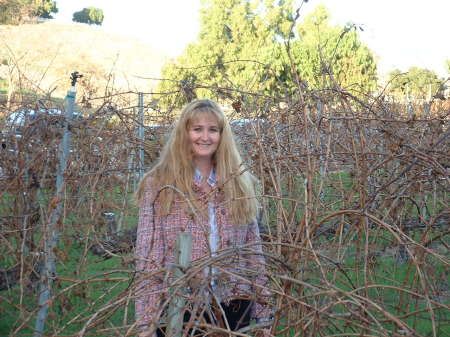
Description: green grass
271,229,448,336
1,226,448,336
278,243,449,336
0,241,135,336
0,185,139,336
1,170,448,336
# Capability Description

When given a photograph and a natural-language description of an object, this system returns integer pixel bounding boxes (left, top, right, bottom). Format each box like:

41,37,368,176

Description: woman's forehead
190,111,219,125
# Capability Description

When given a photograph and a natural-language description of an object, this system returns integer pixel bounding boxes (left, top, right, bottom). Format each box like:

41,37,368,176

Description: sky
52,0,450,78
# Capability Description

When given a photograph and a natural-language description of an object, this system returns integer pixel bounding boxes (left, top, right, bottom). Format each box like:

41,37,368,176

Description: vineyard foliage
0,71,448,336
0,1,449,336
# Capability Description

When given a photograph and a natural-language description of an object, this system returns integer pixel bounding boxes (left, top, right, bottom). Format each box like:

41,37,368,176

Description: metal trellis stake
138,92,145,182
167,233,192,337
33,71,81,337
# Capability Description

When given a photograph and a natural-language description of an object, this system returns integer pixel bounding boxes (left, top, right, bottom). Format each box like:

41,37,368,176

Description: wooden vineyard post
167,232,192,337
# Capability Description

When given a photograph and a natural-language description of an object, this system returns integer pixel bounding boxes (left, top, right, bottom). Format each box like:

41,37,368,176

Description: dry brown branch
0,58,449,337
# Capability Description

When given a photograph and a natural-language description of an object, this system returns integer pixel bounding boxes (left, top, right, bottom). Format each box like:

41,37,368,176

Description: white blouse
194,168,219,290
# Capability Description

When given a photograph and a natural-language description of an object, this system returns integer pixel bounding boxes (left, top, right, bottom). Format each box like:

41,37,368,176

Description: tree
292,5,377,93
445,59,450,75
387,67,442,100
156,0,297,107
34,0,58,19
0,0,58,24
156,1,377,108
72,7,104,26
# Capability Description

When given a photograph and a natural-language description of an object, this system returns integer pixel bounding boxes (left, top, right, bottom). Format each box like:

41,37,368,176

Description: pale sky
53,0,450,78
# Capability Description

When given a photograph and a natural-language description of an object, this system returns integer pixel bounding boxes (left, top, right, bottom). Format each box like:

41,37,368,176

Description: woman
135,99,272,337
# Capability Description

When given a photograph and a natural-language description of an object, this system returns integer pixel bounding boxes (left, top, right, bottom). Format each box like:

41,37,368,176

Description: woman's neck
193,158,213,180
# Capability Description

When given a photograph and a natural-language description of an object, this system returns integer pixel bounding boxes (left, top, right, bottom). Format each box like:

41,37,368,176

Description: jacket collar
193,167,217,188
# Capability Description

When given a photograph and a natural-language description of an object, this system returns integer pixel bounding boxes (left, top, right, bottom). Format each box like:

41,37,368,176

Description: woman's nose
201,130,209,139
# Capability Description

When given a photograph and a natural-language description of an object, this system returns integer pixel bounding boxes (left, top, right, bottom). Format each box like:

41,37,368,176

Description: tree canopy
292,5,377,93
34,0,58,19
156,1,377,108
387,67,442,100
445,60,450,75
0,0,58,24
72,7,104,26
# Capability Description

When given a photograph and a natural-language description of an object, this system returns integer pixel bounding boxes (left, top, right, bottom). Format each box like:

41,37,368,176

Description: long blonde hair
135,99,257,225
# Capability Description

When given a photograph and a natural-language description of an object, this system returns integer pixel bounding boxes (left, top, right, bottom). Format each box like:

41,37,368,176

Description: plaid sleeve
135,179,165,327
246,220,273,320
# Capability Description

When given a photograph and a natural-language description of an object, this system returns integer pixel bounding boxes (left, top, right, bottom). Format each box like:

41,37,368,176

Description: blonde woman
135,99,272,337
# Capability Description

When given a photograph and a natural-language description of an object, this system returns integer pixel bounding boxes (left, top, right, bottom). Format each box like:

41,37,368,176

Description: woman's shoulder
138,173,161,202
144,173,170,196
142,174,155,189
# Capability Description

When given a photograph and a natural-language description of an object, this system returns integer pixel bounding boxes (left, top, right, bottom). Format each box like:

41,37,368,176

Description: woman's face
188,114,221,162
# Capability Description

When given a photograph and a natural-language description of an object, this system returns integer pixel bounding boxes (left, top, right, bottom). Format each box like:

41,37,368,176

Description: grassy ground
2,230,447,336
0,243,135,336
0,171,448,336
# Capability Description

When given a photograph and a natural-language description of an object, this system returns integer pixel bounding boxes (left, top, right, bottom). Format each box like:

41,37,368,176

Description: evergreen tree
156,1,377,108
157,0,297,107
72,7,104,26
292,5,377,92
0,0,58,24
35,0,58,19
387,67,442,100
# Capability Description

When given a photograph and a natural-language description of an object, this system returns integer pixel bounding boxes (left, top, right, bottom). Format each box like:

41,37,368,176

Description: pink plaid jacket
135,176,272,327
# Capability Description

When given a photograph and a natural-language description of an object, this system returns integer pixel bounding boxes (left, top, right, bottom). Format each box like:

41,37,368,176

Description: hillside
0,22,169,99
